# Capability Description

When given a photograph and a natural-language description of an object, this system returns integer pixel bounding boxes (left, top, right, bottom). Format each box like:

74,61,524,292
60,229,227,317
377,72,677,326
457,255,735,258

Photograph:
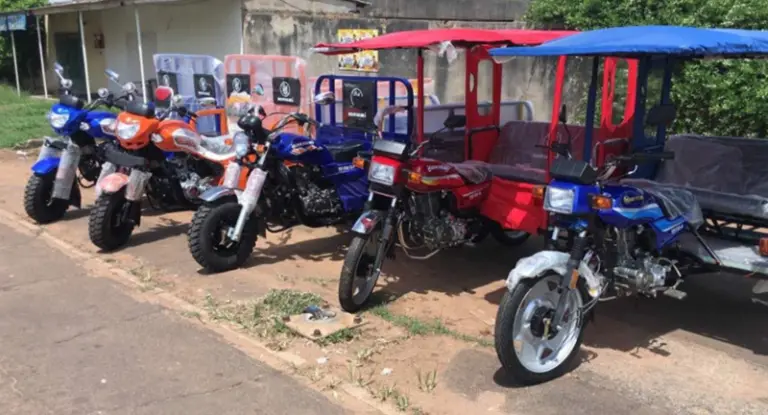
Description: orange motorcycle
89,81,241,251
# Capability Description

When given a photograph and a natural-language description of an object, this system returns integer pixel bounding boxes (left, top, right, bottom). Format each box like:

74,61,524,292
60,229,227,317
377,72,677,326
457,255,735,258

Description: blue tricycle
24,64,133,223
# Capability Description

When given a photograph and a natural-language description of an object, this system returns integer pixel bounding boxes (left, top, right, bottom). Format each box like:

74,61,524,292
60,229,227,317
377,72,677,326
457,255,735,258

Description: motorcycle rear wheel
338,232,381,313
23,174,69,224
188,202,259,273
492,227,530,246
88,191,136,251
495,272,587,385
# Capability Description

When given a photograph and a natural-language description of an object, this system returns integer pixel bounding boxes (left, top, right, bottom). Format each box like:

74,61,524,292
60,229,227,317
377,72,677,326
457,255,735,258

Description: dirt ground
2,149,767,414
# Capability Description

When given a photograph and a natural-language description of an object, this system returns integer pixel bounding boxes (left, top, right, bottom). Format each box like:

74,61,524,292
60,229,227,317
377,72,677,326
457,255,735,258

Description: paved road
0,222,354,415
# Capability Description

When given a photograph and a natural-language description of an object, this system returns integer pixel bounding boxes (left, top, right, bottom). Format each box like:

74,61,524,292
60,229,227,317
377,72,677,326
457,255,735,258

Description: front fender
31,157,61,175
351,210,385,235
199,186,237,203
98,172,130,194
506,251,602,297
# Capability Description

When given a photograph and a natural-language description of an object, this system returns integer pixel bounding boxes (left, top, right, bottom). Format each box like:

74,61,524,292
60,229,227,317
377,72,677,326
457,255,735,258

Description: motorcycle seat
486,163,548,185
325,140,366,163
448,160,493,184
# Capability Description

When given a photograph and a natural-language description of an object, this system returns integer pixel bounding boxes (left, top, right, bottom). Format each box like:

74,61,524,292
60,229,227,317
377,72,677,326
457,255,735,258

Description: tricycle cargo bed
653,134,768,223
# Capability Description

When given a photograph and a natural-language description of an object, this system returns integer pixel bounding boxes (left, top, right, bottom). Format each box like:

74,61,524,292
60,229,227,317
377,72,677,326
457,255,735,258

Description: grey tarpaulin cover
653,134,768,220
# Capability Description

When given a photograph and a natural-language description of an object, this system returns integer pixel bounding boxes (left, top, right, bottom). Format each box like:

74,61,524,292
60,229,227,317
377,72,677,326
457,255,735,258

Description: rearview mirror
558,104,567,124
253,84,264,96
645,103,677,127
171,94,185,107
314,91,335,106
105,69,120,82
54,62,64,75
443,113,466,129
97,88,110,99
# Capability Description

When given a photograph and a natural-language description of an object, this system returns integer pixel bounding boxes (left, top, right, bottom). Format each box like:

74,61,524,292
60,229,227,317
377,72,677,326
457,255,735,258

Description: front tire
23,174,69,224
494,272,587,385
188,202,259,273
88,191,136,251
339,232,382,313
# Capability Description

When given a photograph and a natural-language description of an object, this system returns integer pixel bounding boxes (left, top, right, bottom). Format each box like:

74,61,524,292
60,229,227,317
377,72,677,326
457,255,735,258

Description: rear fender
507,250,602,297
31,157,61,175
351,210,385,235
98,172,130,194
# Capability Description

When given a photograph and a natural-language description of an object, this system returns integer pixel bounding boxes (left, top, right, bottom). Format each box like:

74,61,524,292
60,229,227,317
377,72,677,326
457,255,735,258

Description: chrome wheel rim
512,274,583,374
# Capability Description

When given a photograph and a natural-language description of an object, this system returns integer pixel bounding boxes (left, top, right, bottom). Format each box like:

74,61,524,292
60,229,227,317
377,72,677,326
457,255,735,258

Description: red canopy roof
313,28,576,54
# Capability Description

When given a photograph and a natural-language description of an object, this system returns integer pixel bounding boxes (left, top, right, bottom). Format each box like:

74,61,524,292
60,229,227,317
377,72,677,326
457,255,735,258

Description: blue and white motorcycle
24,64,131,224
493,145,717,384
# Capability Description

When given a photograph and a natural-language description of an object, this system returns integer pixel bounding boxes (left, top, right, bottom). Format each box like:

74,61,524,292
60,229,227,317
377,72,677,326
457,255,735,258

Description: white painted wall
100,0,241,91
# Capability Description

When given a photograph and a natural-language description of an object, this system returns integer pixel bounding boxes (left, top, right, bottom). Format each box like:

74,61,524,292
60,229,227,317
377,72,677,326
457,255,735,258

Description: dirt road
1,150,766,414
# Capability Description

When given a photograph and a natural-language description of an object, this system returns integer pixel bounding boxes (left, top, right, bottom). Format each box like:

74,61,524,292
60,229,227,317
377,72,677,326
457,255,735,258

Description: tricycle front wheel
495,272,587,385
188,202,259,273
339,232,382,313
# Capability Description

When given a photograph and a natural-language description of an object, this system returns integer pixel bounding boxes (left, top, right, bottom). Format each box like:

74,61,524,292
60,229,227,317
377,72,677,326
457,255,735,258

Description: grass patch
0,85,54,148
368,305,492,348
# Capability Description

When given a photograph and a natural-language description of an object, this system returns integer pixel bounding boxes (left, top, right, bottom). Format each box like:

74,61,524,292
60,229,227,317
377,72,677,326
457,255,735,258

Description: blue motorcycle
187,92,379,272
24,64,129,224
493,133,716,384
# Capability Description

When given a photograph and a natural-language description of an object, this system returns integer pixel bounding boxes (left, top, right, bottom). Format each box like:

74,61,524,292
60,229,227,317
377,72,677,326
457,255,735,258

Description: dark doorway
53,33,86,96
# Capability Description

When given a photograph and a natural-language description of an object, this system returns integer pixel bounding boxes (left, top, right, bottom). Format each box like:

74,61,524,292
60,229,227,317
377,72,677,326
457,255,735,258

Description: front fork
52,141,82,200
371,197,399,278
228,168,267,242
552,229,589,329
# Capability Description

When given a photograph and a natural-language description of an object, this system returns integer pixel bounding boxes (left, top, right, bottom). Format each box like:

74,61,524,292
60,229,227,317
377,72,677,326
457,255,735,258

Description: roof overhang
29,0,189,16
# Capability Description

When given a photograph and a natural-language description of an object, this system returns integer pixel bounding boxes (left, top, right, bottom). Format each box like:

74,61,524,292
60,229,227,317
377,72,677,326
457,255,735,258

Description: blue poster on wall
0,14,27,32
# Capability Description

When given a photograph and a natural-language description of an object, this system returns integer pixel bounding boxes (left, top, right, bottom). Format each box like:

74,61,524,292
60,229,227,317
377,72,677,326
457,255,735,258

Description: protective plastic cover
52,143,81,200
622,178,704,228
654,134,768,220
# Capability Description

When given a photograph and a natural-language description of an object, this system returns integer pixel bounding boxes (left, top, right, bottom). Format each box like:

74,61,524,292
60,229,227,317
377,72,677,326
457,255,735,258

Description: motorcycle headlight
99,119,116,135
233,132,251,158
544,187,575,214
116,121,140,140
47,112,70,129
369,161,395,185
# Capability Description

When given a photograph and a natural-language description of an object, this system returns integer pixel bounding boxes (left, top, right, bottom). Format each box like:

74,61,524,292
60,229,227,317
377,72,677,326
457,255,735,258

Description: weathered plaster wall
243,0,560,121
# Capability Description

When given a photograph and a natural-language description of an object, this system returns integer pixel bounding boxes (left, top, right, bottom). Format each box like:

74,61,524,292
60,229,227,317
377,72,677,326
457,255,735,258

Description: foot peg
663,288,688,300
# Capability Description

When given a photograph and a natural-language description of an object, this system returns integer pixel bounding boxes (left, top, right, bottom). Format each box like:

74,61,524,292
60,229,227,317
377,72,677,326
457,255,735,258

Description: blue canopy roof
489,26,768,59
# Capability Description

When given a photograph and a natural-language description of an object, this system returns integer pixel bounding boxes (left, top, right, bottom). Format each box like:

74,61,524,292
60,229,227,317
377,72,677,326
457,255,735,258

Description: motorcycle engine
611,226,674,293
294,165,343,217
409,193,468,250
171,157,215,201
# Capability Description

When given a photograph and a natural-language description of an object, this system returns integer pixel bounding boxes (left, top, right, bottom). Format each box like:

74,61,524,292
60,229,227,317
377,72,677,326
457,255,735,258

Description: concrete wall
242,0,560,121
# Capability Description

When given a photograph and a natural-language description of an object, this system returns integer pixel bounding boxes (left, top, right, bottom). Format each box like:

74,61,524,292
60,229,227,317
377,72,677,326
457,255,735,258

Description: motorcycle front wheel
494,271,587,385
187,202,259,273
88,191,136,251
338,231,382,313
23,174,69,224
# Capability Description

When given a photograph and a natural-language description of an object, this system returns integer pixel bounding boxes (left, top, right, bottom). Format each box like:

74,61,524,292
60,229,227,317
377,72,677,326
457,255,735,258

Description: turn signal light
353,157,366,169
224,138,233,146
760,238,768,257
407,171,422,184
256,144,266,154
590,195,613,210
532,185,546,200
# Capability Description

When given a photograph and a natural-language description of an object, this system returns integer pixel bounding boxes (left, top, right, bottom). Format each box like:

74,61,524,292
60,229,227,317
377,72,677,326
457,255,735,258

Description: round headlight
116,121,140,140
48,112,70,129
233,132,251,158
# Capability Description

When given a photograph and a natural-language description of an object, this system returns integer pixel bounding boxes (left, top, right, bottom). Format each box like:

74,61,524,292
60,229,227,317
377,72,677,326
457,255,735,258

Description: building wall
45,0,241,95
242,0,559,120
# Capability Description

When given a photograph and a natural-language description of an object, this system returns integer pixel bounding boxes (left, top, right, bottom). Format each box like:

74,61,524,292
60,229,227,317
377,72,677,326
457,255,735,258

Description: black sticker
272,77,301,106
193,74,216,99
226,74,251,98
342,80,376,128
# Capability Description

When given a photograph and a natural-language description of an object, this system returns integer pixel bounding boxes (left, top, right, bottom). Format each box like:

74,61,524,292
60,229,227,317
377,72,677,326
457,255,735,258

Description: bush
526,0,768,137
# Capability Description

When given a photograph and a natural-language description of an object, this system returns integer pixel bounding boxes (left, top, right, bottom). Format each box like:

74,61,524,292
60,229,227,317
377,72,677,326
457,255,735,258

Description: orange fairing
114,112,159,150
155,119,195,153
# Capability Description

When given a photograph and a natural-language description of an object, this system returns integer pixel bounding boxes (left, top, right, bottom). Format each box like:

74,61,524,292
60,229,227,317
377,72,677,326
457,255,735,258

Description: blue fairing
49,103,116,140
551,180,686,250
270,131,372,213
31,157,61,174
